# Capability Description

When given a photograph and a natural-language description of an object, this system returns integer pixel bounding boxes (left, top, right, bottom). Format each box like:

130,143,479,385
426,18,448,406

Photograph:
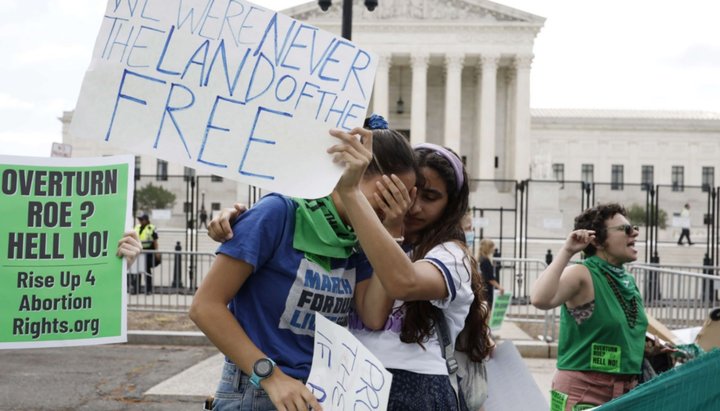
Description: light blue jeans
211,360,276,411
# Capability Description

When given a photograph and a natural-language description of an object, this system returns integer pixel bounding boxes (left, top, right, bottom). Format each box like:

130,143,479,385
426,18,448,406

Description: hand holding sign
0,155,133,349
262,367,323,411
307,313,392,410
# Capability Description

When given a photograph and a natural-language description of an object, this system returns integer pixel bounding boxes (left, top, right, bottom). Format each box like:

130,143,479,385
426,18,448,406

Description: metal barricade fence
495,257,720,342
127,250,216,311
124,253,719,334
626,263,720,329
494,257,558,341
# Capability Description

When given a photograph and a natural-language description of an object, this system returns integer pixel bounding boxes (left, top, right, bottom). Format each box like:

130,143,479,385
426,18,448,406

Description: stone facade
285,0,544,181
60,1,720,241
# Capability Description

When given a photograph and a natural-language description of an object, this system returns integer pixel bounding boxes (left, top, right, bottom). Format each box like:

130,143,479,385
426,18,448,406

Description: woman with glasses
530,203,648,410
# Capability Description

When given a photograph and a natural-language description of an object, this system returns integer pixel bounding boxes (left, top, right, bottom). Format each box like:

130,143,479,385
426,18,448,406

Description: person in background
134,213,158,294
198,206,209,229
529,203,669,410
677,203,693,245
190,122,417,411
478,239,504,316
461,211,475,251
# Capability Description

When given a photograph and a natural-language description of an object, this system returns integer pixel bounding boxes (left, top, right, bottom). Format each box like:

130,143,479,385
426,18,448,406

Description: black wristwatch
250,358,276,388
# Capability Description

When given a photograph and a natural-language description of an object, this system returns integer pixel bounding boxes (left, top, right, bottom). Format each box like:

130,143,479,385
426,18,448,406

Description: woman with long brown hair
334,131,493,410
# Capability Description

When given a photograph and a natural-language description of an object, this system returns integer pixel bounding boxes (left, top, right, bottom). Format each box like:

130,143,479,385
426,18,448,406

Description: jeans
211,360,276,411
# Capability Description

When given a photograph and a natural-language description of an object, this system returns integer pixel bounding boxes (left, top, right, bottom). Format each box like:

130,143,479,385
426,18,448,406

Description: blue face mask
465,231,475,245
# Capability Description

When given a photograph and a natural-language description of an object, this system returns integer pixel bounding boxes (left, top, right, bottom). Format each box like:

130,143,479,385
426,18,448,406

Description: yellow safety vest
134,223,156,250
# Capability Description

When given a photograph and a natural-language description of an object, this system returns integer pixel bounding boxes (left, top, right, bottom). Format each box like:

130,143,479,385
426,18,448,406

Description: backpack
437,316,489,410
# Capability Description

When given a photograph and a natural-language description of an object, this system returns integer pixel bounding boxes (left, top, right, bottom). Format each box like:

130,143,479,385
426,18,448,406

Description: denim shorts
210,360,276,411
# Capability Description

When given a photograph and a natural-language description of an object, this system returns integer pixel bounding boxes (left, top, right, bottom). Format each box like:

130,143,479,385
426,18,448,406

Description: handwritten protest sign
307,313,392,410
0,155,133,349
71,0,378,199
489,292,512,332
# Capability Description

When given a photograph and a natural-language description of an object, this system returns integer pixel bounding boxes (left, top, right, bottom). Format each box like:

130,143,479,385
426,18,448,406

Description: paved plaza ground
0,320,555,410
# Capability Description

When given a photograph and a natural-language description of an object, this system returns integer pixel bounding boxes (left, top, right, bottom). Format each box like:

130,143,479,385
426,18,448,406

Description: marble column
513,55,533,181
443,53,465,153
410,52,430,145
372,53,392,118
475,54,499,179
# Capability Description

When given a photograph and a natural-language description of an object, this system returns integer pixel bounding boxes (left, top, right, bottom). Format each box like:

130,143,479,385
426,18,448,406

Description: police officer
134,213,159,294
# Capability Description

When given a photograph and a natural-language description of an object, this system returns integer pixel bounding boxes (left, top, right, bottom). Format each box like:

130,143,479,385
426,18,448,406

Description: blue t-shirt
217,194,372,379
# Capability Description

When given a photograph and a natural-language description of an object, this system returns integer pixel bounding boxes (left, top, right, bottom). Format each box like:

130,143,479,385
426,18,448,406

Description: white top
681,208,691,228
349,241,474,375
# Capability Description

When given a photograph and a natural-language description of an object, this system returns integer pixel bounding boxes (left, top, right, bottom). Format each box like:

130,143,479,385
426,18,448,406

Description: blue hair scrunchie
367,113,388,130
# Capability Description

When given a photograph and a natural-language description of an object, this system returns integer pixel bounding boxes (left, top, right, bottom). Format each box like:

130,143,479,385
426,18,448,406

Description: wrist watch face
253,359,274,377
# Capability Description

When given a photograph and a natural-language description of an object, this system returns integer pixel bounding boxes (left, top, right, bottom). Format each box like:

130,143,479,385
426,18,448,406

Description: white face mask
465,231,475,245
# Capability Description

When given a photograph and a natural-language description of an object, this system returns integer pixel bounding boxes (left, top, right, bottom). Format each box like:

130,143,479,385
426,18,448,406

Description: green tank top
557,255,648,374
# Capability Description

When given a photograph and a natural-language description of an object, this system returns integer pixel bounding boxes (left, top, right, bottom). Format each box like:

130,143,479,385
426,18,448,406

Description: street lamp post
318,0,378,41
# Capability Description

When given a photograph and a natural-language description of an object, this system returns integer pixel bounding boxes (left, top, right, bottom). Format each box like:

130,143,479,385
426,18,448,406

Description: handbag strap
437,316,458,374
436,315,461,408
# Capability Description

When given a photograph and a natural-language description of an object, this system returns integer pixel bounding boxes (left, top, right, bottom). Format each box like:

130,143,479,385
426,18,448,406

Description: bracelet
393,236,404,244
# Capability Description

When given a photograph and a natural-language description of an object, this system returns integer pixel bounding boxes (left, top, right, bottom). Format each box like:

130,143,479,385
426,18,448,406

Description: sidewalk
138,320,557,404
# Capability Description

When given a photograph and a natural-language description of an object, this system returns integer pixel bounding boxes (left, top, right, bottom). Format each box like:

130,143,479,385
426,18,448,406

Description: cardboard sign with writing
306,313,392,410
0,155,133,349
70,0,377,199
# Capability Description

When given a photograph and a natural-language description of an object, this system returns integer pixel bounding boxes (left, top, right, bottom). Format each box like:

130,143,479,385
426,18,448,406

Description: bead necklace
604,273,639,328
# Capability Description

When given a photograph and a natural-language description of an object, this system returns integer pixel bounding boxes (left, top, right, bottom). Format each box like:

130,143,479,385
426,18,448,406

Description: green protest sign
0,155,133,349
489,293,513,331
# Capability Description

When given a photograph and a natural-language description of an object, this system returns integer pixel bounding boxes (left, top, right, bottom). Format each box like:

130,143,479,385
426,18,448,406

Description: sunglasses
607,224,639,235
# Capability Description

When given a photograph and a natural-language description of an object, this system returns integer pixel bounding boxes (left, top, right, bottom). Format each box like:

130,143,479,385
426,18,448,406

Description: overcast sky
1,0,719,157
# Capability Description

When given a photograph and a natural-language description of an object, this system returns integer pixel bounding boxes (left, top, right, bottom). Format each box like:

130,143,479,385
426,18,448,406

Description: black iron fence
131,174,720,270
131,174,268,253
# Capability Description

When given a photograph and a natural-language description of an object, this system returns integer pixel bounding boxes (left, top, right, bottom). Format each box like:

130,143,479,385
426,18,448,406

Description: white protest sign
306,313,392,410
71,0,378,199
484,341,548,411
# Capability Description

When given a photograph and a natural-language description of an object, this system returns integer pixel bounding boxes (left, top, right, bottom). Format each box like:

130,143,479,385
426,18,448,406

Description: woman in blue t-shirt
190,123,417,411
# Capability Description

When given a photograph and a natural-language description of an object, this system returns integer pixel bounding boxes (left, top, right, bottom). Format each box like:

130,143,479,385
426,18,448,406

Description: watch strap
249,358,276,388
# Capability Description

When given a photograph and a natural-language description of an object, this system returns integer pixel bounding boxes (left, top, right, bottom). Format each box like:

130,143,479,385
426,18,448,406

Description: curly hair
574,203,628,256
399,147,493,362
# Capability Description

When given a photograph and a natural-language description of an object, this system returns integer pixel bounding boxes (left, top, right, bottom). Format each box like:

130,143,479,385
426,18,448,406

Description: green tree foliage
135,183,176,211
627,203,667,229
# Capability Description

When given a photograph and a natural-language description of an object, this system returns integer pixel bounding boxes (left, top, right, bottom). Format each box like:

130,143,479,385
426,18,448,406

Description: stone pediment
285,0,545,24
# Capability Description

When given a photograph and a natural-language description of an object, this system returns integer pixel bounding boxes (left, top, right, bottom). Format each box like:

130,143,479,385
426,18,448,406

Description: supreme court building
62,0,720,242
